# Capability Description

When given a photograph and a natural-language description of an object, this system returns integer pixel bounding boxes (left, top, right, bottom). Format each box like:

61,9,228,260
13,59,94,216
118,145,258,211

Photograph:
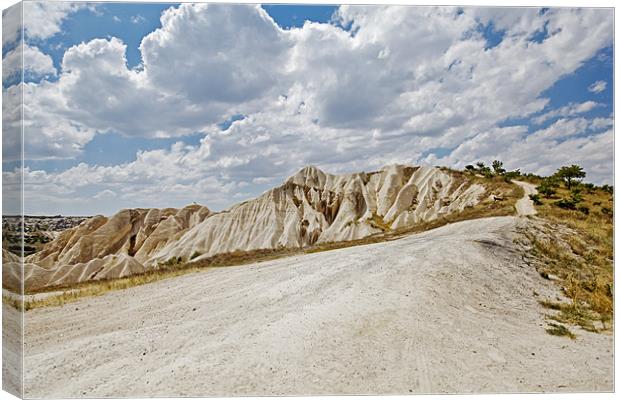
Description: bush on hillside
529,194,542,206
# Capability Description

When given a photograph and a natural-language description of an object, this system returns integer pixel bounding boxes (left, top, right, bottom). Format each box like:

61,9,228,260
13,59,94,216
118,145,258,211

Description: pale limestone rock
9,205,211,291
149,164,484,265
11,164,487,291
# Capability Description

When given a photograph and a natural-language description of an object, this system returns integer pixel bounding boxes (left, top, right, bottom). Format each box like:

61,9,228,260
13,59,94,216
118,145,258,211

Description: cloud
16,37,220,159
130,15,145,24
2,42,57,81
4,5,614,214
2,2,91,58
528,116,611,140
13,141,239,214
14,108,613,215
7,5,294,159
22,2,87,42
93,189,117,199
426,115,613,183
2,84,22,163
140,4,291,105
588,80,607,93
2,4,22,47
532,101,600,125
16,7,613,157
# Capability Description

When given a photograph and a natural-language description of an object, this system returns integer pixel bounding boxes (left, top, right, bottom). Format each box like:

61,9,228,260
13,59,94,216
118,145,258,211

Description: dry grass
539,299,601,332
545,322,576,339
524,181,613,334
2,295,23,311
7,169,524,310
23,247,300,296
9,247,302,309
20,269,200,310
367,213,393,232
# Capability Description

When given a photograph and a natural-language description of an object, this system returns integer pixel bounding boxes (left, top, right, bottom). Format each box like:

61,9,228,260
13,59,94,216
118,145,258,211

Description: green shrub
578,206,590,215
583,183,595,194
545,323,576,339
164,256,184,266
492,160,505,175
537,183,556,198
555,165,586,190
555,198,577,210
529,194,542,205
503,169,521,182
474,161,492,177
601,184,613,194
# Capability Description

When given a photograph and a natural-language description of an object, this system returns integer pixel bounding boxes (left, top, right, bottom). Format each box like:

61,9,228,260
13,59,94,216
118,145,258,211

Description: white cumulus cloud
2,42,57,81
588,80,607,93
22,2,88,42
3,5,614,214
533,101,600,125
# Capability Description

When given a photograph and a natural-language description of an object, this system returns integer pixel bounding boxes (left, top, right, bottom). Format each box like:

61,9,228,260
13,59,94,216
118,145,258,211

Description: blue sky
37,4,340,71
543,46,613,111
20,3,343,172
37,3,175,71
2,3,614,215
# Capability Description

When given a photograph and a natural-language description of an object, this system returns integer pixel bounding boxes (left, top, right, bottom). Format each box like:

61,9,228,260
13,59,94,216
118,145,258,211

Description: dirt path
19,216,612,397
514,180,538,216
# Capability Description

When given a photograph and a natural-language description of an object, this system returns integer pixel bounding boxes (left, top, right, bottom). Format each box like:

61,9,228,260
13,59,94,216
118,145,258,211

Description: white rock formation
147,165,485,265
3,205,211,291
4,165,486,291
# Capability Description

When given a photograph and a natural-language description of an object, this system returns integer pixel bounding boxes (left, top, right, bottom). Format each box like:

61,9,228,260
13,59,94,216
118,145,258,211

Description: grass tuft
545,323,576,339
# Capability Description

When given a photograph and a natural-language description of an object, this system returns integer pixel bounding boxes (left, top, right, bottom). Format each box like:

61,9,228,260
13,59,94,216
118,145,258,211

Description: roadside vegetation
521,165,612,336
6,247,301,310
545,322,577,339
463,159,522,183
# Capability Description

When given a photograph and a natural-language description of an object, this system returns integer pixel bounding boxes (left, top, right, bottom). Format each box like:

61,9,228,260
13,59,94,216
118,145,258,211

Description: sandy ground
513,180,538,216
20,214,613,397
2,301,22,397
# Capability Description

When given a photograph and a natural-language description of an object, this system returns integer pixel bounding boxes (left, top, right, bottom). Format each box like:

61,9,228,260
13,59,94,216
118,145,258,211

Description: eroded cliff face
147,165,485,266
3,205,211,291
4,165,486,291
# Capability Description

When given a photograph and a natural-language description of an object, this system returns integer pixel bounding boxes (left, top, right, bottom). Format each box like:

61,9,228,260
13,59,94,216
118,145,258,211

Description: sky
1,2,614,216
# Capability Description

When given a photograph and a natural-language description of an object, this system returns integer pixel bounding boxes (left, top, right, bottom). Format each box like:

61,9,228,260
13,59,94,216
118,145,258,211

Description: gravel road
514,180,538,216
18,215,612,397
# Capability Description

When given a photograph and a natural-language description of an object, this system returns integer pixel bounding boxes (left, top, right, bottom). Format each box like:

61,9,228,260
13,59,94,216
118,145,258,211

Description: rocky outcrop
3,205,211,291
147,165,485,265
26,205,211,268
4,165,486,291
